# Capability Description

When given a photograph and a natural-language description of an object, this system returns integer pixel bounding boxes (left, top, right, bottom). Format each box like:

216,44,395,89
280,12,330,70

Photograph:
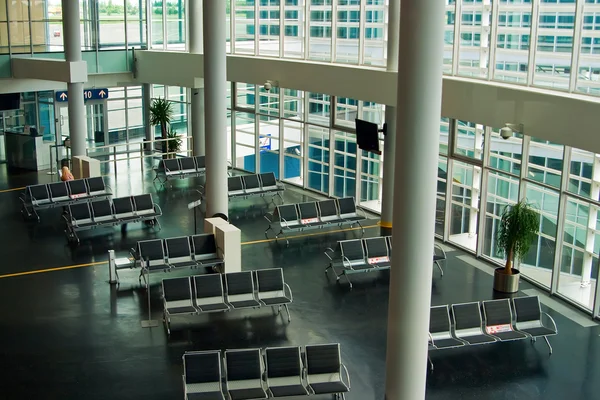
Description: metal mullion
526,0,540,86
331,0,337,63
551,146,573,294
488,0,500,80
254,1,259,56
594,255,600,318
452,0,461,76
304,0,310,60
146,0,152,49
27,1,33,54
477,126,493,256
279,88,285,178
358,0,366,65
124,86,131,157
444,155,454,243
254,84,260,173
569,0,585,92
328,105,335,197
279,0,284,58
163,0,167,49
485,165,521,180
124,0,129,68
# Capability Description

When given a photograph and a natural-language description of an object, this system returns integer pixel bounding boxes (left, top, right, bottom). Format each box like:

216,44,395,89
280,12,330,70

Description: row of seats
325,237,447,289
63,194,162,244
428,296,558,370
183,343,350,400
20,177,111,221
133,234,223,273
264,197,368,245
227,172,284,202
162,268,293,334
154,156,207,184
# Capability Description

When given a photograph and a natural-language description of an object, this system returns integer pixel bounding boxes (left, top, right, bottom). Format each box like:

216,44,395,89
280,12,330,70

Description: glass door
86,102,107,154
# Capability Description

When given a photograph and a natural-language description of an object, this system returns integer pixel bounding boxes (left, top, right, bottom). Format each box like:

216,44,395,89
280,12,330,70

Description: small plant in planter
494,200,539,293
167,129,182,158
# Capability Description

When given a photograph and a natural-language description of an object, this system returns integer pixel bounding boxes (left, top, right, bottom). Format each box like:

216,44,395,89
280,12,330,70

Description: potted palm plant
166,128,182,158
149,97,173,156
494,200,539,293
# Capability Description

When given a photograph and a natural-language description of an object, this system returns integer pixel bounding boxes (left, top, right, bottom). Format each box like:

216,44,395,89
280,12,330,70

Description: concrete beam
11,58,88,83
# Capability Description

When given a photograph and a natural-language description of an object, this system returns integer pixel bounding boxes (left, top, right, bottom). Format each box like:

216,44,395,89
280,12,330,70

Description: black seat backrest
180,157,196,171
305,344,341,375
133,194,154,212
256,268,284,293
184,351,221,384
298,202,318,219
513,296,542,323
340,240,365,261
166,237,191,258
266,346,302,378
387,236,392,249
29,184,49,201
67,179,87,196
365,237,389,258
91,199,113,218
113,196,134,215
164,158,180,172
86,177,106,193
226,271,254,295
195,155,206,169
228,176,244,191
337,197,357,214
193,274,225,299
277,204,298,222
69,203,91,220
483,299,513,326
192,234,217,255
318,200,338,217
242,174,261,190
260,172,277,187
452,302,483,330
226,349,262,381
138,239,165,261
429,306,451,334
162,277,192,302
49,182,69,199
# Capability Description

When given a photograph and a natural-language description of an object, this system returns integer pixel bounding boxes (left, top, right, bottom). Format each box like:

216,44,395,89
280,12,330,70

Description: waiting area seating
130,234,224,284
227,172,285,203
325,237,446,289
162,268,293,334
182,343,350,400
63,194,162,244
264,197,368,245
153,156,206,185
427,296,557,370
19,177,112,221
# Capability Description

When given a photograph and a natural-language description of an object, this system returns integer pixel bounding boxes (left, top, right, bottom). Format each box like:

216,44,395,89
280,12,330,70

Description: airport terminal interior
1,0,600,399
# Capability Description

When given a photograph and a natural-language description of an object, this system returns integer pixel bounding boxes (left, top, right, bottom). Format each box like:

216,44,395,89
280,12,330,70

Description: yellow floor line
0,261,107,279
0,224,380,279
0,186,25,193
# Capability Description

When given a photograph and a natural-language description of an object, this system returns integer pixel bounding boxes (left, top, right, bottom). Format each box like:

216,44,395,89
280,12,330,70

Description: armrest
541,311,558,333
264,212,273,223
428,332,434,347
357,207,368,219
216,245,225,261
284,283,293,302
342,255,354,270
104,183,113,195
434,243,446,260
281,216,290,228
324,247,335,260
340,363,351,389
153,203,163,215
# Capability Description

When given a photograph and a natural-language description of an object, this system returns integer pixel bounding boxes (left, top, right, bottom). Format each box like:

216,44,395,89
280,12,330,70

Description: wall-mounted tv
355,118,381,155
0,93,21,112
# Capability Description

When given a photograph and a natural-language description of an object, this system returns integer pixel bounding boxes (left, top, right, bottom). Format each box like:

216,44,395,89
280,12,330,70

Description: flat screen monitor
355,118,381,155
0,93,21,111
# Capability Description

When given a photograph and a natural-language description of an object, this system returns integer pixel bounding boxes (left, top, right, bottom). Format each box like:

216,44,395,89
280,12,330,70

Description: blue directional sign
55,88,109,103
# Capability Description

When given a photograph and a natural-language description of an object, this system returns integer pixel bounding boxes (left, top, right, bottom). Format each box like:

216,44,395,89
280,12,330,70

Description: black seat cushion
432,338,464,349
518,326,556,337
492,331,527,341
461,334,495,345
229,388,267,400
186,392,224,400
260,296,290,306
198,303,229,312
269,385,308,397
229,300,260,309
168,306,197,314
309,382,348,395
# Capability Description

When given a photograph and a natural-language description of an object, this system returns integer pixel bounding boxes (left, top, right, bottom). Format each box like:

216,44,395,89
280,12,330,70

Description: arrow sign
56,88,110,103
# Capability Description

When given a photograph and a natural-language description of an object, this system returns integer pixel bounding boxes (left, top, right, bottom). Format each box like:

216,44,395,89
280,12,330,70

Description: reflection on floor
448,232,477,251
0,163,599,400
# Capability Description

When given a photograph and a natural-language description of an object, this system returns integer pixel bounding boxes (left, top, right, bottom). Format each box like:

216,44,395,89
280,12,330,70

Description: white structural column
385,0,446,399
203,0,229,218
61,0,87,157
380,0,400,231
190,0,205,156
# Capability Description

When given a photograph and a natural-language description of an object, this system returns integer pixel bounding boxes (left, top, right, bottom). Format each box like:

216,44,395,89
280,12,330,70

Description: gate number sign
55,88,109,102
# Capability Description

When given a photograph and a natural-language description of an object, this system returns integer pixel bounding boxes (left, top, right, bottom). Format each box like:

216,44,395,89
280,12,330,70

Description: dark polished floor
0,161,599,400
